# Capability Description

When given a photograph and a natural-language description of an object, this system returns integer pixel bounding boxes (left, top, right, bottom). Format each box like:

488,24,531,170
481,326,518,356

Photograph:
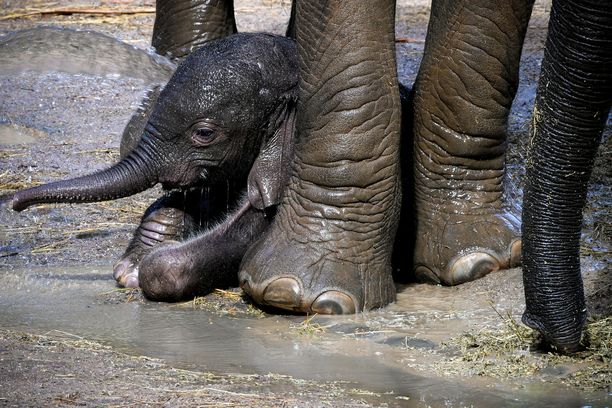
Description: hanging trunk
522,0,612,352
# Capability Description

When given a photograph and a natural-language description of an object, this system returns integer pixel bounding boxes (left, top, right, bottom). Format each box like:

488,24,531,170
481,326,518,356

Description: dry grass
99,287,142,303
0,6,155,21
291,314,327,336
437,311,611,391
177,289,265,318
14,330,112,352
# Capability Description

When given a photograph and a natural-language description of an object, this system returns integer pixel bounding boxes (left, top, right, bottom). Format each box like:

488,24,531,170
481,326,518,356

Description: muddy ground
0,0,610,407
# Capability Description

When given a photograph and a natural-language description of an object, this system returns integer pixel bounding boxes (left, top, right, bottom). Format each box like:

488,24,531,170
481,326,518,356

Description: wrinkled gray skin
236,0,609,354
6,0,610,354
6,33,299,301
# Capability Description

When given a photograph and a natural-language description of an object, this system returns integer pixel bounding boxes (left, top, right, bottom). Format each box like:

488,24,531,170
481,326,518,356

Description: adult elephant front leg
522,0,612,352
239,0,401,314
411,0,534,285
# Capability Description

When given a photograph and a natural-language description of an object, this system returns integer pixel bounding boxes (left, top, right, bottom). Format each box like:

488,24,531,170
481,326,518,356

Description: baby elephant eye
191,127,217,146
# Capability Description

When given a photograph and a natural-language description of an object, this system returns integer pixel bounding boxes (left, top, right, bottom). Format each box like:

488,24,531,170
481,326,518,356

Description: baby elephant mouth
160,167,210,191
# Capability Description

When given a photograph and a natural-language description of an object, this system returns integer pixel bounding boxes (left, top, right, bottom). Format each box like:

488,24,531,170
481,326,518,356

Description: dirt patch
0,329,383,408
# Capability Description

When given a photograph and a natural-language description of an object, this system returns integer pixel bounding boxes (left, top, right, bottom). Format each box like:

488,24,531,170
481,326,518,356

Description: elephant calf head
6,33,298,213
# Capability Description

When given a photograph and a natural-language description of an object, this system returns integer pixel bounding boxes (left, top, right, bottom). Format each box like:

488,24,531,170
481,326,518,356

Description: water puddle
0,123,45,145
0,265,606,407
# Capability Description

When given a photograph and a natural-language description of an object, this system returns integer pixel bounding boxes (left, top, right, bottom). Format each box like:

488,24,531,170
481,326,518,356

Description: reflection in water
0,266,606,408
0,123,41,145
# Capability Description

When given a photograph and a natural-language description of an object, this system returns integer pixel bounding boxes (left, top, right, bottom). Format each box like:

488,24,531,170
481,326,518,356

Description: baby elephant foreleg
113,190,202,288
138,198,271,301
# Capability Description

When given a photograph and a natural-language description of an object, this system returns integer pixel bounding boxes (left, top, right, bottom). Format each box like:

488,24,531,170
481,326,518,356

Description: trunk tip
1,191,29,212
0,192,16,210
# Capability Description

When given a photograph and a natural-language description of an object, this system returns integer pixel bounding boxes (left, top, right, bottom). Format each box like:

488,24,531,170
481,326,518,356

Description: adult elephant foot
239,0,401,314
413,208,521,285
239,210,398,314
113,191,199,288
410,0,534,285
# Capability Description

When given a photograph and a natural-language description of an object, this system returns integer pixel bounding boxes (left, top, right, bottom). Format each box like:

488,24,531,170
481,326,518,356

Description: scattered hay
99,287,143,304
213,288,242,301
0,149,27,159
292,314,327,336
437,310,611,391
0,169,45,191
0,6,155,21
30,237,73,254
73,148,119,159
14,330,112,352
177,289,265,318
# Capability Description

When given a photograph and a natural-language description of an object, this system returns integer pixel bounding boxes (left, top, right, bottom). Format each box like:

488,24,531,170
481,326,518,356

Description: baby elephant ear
247,100,296,211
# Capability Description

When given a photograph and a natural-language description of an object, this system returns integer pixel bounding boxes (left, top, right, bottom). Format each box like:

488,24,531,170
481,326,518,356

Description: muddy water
0,266,605,407
0,123,41,145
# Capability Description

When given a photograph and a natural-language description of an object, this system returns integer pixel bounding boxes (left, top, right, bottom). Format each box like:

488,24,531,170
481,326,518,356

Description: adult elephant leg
153,0,237,61
522,0,612,353
411,0,534,285
240,0,401,314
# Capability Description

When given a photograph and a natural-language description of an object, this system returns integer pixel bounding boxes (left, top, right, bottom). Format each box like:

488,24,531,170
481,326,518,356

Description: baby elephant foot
113,204,189,289
413,210,521,285
137,241,196,301
239,219,396,315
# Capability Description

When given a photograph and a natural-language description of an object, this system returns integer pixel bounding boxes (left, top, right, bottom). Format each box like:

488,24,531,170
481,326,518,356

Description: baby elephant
6,33,298,301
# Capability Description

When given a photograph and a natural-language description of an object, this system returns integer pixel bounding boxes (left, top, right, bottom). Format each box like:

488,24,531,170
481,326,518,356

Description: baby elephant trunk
8,152,158,212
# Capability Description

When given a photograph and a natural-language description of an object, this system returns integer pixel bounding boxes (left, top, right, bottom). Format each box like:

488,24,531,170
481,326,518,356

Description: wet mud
0,0,610,407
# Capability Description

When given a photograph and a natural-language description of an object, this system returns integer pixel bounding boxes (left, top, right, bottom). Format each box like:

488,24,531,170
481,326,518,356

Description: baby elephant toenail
123,273,139,288
448,252,499,285
263,278,301,308
113,259,132,281
311,291,356,315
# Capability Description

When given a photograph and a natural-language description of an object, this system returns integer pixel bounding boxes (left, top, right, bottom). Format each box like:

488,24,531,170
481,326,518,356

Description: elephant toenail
447,252,499,285
311,291,356,315
414,266,441,284
239,277,252,295
262,278,301,308
113,259,132,280
509,239,522,267
123,274,139,288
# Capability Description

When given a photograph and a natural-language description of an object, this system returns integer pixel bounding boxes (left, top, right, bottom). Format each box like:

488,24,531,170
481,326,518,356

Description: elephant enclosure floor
0,0,610,407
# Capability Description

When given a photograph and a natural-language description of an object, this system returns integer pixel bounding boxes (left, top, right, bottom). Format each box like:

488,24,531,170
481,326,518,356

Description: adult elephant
236,0,611,354
5,0,610,353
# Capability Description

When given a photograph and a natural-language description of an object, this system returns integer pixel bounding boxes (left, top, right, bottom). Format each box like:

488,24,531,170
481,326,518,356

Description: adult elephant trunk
9,149,158,212
522,0,612,352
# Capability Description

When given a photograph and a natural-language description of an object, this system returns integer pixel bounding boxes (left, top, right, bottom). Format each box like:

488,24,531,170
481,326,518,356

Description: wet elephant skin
5,0,611,353
5,33,299,301
237,0,610,353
